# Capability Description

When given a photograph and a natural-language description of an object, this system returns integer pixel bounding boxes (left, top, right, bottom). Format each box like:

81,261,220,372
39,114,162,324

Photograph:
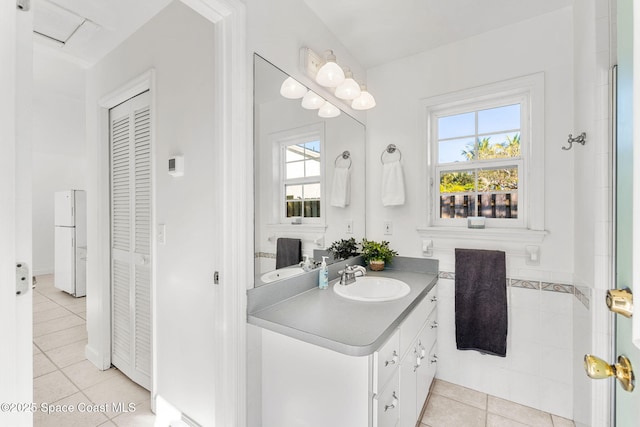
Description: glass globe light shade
280,77,307,99
335,69,361,100
351,85,376,110
301,91,325,109
318,101,341,118
315,51,345,88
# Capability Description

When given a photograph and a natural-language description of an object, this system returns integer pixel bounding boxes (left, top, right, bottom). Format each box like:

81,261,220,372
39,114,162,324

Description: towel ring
381,144,402,164
334,150,352,169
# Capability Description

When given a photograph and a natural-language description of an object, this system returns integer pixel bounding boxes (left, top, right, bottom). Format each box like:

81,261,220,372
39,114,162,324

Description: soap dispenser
318,256,329,289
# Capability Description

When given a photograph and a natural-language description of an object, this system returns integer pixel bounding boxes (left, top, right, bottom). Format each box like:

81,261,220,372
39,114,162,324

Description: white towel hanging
381,160,405,206
330,167,351,208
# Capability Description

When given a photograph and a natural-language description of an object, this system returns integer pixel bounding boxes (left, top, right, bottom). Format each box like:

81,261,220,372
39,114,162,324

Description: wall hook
562,132,587,150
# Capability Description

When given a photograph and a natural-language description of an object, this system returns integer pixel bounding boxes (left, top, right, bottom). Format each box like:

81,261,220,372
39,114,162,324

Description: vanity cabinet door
373,329,400,393
399,285,437,358
374,370,400,427
417,341,437,414
399,346,419,427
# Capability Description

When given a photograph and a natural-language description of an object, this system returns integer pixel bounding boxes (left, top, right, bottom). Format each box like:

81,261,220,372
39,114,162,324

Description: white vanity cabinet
261,283,437,427
398,285,438,426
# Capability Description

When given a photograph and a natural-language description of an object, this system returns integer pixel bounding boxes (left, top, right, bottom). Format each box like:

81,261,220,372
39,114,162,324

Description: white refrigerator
54,190,87,297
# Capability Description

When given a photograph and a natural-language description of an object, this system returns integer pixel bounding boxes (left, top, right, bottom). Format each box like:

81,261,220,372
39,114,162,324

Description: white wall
365,7,576,418
572,0,613,425
32,48,86,275
85,2,219,424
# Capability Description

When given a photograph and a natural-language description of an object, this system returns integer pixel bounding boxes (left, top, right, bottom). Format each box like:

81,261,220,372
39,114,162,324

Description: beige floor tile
64,299,87,314
33,300,60,313
33,370,79,404
432,379,488,410
33,353,57,378
34,324,87,351
77,311,87,320
62,360,120,390
34,392,109,427
421,394,485,427
46,290,82,307
34,314,85,337
487,413,529,426
111,399,155,426
84,372,150,408
98,421,118,426
34,306,74,324
45,340,87,368
552,415,575,427
488,396,553,427
33,292,51,304
34,343,42,355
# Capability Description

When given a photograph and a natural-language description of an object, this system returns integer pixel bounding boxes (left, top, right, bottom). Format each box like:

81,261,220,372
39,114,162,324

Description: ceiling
33,0,573,69
32,0,172,67
302,0,573,69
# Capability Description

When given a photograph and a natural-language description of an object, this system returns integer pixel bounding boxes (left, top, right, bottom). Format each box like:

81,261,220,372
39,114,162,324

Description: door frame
87,0,249,424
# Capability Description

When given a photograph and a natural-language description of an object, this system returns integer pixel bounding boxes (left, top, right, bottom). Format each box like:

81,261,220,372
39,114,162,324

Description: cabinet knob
418,340,426,360
431,296,438,302
384,351,399,367
384,392,398,412
430,354,438,364
430,321,439,329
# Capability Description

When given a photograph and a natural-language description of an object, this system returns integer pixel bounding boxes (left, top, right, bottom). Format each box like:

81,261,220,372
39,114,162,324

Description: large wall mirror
254,54,366,287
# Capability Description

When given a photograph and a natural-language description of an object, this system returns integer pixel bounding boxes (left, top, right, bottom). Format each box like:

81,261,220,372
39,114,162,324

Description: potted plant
327,238,359,261
360,239,398,271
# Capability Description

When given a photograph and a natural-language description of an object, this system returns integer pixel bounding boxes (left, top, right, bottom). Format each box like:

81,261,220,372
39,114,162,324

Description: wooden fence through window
440,191,518,219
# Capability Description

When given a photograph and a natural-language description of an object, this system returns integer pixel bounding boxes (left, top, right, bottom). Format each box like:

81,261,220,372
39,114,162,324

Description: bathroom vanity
248,259,438,427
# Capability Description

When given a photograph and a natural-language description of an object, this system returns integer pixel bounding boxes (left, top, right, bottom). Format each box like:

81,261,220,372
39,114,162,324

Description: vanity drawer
417,308,438,358
373,370,399,427
399,285,437,357
373,329,400,393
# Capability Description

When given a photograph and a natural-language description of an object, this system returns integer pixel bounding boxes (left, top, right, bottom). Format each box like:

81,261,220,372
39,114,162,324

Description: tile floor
33,275,155,427
420,379,575,427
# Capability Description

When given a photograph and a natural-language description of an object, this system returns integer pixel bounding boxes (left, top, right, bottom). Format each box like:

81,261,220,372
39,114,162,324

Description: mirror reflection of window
280,129,323,221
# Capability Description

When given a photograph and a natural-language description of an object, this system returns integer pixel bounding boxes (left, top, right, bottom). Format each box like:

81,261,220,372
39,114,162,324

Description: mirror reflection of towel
330,167,351,208
275,238,302,269
381,160,405,206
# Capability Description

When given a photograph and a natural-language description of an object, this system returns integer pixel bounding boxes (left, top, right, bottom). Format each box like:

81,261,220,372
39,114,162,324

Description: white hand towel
381,160,405,206
330,167,351,208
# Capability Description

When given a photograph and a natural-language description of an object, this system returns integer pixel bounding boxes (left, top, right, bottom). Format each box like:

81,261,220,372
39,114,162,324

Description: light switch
346,220,354,234
384,221,393,235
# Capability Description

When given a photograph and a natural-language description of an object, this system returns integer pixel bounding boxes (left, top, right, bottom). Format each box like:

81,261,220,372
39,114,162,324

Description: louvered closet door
110,91,152,390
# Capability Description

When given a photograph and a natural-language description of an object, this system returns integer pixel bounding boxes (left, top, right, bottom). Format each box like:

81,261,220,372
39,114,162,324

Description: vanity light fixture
318,101,341,118
335,69,361,100
351,84,377,110
315,50,345,88
301,90,325,109
280,76,307,99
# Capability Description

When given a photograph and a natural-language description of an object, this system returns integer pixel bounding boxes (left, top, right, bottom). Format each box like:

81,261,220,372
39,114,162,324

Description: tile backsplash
438,271,590,310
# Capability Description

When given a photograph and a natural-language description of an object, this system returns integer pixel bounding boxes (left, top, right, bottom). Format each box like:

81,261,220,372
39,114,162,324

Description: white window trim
270,122,325,225
418,73,546,240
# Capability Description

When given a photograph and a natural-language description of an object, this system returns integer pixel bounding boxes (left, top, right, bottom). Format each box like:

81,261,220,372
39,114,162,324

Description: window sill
416,226,547,243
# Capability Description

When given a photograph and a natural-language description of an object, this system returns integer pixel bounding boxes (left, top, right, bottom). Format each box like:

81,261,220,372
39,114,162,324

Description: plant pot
369,260,385,271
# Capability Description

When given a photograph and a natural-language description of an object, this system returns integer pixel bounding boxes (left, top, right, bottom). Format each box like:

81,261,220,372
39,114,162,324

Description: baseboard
85,343,111,371
33,268,53,277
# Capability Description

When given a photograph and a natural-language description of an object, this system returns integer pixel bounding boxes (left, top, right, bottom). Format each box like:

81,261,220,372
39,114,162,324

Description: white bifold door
110,91,152,390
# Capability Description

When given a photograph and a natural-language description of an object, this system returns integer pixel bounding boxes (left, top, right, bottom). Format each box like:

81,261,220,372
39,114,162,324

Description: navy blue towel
275,238,302,269
455,248,508,357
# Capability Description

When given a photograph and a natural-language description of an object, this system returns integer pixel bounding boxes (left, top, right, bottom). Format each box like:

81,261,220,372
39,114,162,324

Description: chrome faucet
339,265,366,286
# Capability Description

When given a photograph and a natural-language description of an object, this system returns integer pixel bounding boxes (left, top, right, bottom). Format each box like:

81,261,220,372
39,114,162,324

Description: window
437,103,522,222
422,74,545,231
274,124,324,223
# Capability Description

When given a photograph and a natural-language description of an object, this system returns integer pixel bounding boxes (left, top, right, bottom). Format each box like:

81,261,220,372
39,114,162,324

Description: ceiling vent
32,0,90,46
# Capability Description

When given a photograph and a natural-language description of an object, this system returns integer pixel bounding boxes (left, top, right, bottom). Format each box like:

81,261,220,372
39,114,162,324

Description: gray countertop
248,267,438,357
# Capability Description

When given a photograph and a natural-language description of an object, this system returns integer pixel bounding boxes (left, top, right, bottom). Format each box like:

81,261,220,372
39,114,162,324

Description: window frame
422,73,545,232
271,123,325,224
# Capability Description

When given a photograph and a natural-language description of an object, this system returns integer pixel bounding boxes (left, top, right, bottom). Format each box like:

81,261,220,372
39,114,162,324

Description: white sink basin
333,276,410,302
261,266,305,284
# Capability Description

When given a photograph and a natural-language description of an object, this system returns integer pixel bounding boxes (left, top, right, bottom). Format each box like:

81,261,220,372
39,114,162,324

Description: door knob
606,288,633,318
584,354,635,392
